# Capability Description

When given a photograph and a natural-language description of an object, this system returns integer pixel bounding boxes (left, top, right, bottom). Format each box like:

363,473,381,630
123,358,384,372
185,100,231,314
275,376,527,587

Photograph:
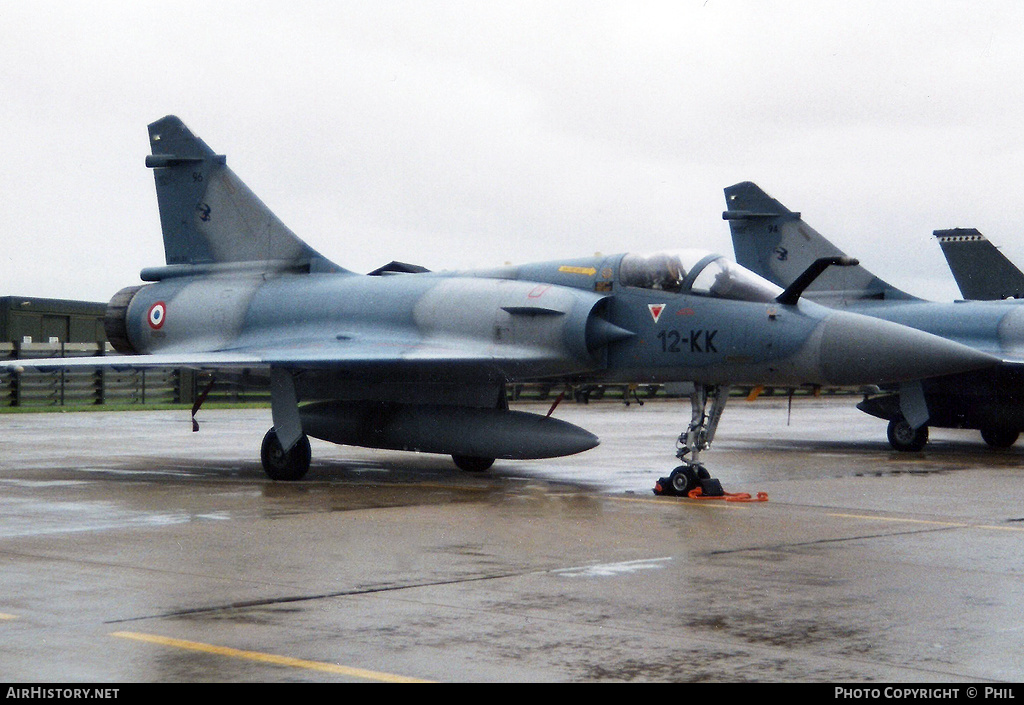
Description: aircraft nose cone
817,312,999,386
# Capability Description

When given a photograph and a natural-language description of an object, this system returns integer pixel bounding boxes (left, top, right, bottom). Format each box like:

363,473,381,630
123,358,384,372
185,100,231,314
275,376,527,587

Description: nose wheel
668,464,708,494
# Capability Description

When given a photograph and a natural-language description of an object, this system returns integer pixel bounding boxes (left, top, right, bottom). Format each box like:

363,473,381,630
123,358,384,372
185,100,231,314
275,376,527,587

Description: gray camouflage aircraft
724,181,1024,452
934,228,1024,301
3,119,1000,493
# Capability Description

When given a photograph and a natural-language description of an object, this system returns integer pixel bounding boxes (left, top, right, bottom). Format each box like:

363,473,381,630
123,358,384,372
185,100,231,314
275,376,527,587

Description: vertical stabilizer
146,116,343,273
723,182,916,303
934,228,1024,300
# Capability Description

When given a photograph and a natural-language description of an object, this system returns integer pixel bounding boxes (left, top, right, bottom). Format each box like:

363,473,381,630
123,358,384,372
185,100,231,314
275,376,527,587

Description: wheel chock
699,478,724,497
653,477,769,502
652,476,724,497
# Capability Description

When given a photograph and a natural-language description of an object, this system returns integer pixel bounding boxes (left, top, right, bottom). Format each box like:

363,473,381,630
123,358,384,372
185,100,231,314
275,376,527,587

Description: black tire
887,418,928,452
981,427,1020,448
669,465,700,495
261,427,312,481
453,455,495,472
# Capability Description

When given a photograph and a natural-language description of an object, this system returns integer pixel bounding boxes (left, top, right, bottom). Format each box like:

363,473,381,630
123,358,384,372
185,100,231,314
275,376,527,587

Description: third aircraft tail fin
934,228,1024,300
723,182,917,304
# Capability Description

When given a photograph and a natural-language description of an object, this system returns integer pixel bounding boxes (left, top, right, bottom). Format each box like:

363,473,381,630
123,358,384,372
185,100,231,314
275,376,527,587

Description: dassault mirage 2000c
724,181,1024,452
4,118,999,495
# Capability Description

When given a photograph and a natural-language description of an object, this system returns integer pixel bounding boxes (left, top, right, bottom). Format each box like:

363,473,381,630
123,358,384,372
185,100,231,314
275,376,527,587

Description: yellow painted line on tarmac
609,501,1024,532
110,631,433,683
829,512,1024,533
0,613,18,620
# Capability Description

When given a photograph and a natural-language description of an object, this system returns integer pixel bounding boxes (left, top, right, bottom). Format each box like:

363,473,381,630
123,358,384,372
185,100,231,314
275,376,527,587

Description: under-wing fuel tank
299,401,599,460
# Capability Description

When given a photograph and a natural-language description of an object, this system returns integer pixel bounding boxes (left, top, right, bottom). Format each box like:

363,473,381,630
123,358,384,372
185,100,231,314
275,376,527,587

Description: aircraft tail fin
145,116,344,274
723,182,917,303
934,228,1024,300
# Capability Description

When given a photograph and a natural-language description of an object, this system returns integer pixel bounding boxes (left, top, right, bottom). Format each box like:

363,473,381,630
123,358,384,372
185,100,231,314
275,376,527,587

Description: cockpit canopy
619,249,783,303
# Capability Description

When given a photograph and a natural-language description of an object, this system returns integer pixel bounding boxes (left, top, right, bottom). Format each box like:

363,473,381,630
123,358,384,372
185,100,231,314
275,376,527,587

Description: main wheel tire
981,427,1020,448
887,418,928,452
452,455,495,472
261,428,312,481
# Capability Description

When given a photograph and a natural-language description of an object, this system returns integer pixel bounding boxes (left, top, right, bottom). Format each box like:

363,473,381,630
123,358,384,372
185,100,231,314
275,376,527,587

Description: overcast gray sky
3,1,1024,302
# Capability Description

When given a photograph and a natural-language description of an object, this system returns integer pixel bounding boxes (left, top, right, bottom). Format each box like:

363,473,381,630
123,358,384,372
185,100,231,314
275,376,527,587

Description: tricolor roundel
147,301,167,330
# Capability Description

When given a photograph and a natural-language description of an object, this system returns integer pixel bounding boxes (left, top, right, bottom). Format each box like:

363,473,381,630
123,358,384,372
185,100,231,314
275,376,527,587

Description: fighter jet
724,181,1024,452
934,228,1024,301
2,120,999,495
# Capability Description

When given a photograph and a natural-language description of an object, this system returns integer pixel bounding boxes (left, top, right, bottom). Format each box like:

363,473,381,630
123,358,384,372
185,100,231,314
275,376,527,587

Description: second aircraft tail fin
145,116,344,274
723,182,917,304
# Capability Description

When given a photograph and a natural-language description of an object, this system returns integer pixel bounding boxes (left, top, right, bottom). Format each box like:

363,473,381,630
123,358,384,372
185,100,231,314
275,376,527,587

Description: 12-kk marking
657,330,718,353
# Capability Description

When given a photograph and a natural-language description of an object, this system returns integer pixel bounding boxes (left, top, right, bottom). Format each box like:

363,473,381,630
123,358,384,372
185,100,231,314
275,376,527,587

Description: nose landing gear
654,383,728,497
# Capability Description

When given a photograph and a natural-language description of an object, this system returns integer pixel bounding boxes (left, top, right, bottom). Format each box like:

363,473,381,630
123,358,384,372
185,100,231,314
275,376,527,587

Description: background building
0,296,106,346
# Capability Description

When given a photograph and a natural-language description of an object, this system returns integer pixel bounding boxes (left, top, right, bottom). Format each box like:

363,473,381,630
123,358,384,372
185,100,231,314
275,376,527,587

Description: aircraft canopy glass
619,250,783,303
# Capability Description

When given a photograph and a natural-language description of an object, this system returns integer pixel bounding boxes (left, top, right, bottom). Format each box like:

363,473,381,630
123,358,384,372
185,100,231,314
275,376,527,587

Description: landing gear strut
655,384,728,496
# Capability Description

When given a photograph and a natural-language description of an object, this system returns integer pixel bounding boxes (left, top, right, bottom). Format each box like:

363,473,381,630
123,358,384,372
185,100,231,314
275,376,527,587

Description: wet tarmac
2,396,1024,682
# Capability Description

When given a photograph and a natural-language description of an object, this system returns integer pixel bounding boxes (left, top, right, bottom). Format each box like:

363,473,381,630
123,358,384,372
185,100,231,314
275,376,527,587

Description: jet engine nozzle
104,285,148,355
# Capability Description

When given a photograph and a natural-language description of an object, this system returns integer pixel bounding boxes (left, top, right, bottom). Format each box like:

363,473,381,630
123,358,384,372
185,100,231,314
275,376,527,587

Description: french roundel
147,302,167,330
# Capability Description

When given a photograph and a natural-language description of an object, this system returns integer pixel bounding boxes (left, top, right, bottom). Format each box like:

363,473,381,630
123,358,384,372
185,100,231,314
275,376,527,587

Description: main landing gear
259,428,497,480
886,416,928,452
655,383,728,497
886,416,1022,452
452,455,495,472
981,427,1020,448
261,427,312,481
